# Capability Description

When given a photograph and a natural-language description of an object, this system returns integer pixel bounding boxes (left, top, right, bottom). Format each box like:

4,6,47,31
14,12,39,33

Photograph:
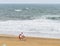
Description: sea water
0,4,60,38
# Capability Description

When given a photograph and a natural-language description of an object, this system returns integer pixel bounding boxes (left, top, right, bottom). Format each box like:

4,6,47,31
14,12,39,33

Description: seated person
19,32,25,40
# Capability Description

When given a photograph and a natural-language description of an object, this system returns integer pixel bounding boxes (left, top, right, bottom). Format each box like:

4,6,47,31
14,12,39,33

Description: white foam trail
15,9,22,12
0,19,60,38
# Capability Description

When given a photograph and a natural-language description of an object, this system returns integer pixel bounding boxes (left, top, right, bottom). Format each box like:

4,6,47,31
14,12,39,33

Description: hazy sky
0,0,60,4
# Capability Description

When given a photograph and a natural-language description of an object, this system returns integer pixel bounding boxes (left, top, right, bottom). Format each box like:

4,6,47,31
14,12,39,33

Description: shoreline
0,34,60,40
0,34,60,46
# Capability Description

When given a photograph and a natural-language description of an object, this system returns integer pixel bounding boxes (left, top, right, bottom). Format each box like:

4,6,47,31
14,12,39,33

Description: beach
0,4,60,46
0,34,60,46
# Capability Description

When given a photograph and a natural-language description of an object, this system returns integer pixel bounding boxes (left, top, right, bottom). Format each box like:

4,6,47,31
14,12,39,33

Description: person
19,32,25,40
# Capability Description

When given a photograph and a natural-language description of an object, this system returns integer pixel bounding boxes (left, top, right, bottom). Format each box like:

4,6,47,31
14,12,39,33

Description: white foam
0,19,60,38
15,9,22,12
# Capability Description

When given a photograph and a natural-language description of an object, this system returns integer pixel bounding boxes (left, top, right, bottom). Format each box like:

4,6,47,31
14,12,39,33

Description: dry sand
0,34,60,46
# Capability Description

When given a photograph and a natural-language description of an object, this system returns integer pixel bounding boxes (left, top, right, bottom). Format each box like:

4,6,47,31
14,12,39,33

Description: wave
0,19,60,38
41,15,60,20
14,8,29,12
15,9,22,12
47,16,60,20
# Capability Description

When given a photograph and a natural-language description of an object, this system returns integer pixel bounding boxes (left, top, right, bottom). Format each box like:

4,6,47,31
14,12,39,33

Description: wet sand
0,34,60,46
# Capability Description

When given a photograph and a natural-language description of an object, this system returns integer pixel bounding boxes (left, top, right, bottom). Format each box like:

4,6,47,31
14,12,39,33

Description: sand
0,34,60,46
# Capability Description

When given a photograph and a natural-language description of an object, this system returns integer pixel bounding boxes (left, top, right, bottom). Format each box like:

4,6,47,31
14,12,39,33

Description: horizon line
0,2,60,4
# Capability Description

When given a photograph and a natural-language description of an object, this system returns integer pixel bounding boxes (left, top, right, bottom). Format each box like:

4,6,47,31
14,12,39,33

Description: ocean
0,4,60,38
